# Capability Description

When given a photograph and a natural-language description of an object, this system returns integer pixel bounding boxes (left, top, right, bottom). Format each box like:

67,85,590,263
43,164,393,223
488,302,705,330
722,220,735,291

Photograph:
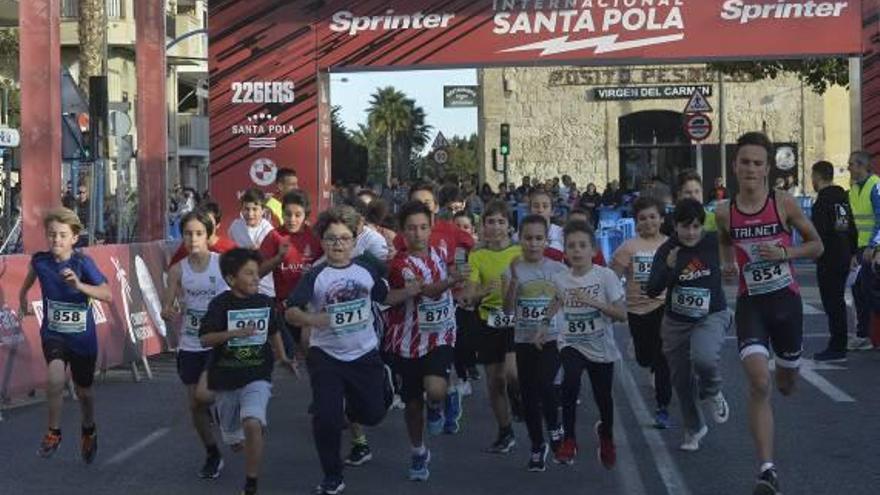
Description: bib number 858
53,310,81,323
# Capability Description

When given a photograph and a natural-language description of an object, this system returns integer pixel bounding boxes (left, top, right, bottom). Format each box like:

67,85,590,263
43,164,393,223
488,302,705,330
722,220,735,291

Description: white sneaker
679,425,708,452
708,392,730,424
458,381,473,397
848,336,874,351
392,394,405,410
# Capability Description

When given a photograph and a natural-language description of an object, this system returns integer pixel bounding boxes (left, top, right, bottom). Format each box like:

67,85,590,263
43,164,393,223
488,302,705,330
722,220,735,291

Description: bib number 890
675,294,705,307
234,319,267,330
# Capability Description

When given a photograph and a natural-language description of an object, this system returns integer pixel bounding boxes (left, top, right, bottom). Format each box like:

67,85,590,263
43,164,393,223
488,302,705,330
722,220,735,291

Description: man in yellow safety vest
847,151,879,351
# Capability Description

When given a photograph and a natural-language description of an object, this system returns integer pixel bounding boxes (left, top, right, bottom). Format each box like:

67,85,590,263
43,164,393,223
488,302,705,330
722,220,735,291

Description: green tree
350,123,386,185
330,106,369,185
367,87,411,185
444,134,479,180
0,28,20,128
708,58,848,94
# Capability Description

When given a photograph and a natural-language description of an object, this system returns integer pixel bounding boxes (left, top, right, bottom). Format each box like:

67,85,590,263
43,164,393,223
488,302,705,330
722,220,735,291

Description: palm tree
77,0,107,93
367,87,411,185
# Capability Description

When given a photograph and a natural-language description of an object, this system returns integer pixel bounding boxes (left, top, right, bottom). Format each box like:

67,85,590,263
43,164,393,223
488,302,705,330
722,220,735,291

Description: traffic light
500,123,510,156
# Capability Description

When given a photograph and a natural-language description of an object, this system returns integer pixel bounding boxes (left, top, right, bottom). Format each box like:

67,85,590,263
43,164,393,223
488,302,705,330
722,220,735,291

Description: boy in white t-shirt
228,188,276,298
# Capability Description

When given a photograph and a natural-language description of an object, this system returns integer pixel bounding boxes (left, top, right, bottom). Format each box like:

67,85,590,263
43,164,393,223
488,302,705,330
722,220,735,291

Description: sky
330,68,478,148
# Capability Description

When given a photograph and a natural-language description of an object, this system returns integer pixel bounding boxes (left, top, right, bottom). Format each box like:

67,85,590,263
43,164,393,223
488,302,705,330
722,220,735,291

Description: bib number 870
334,309,364,326
751,264,783,282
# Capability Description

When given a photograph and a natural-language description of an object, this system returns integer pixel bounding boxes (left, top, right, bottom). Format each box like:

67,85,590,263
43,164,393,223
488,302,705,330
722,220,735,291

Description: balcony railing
62,0,125,20
178,114,209,154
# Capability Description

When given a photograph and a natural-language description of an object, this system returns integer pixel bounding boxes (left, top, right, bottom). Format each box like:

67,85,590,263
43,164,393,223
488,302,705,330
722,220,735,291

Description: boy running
168,201,237,267
550,220,625,468
385,201,466,481
228,189,276,298
716,132,823,495
646,199,731,452
161,210,229,478
611,196,672,428
503,214,567,471
19,207,112,462
199,248,293,495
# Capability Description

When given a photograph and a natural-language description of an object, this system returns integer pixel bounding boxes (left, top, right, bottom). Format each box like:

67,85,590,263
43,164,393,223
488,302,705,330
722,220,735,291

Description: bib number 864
520,307,547,319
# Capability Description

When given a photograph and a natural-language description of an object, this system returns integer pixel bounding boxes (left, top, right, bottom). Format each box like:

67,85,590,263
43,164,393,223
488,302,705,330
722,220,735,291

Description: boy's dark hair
398,200,434,231
198,200,223,223
563,219,595,246
483,199,510,223
281,189,311,214
529,187,552,203
568,207,591,221
240,188,266,206
676,170,702,191
276,167,297,183
409,182,435,201
314,205,360,240
453,210,474,225
220,248,263,280
519,213,548,234
673,198,706,226
438,184,462,207
179,210,216,238
633,195,665,217
365,199,391,226
812,161,834,182
735,132,774,166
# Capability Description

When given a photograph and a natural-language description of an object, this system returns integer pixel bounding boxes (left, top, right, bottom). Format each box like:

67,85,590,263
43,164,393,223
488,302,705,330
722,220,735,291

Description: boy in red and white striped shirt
384,201,466,482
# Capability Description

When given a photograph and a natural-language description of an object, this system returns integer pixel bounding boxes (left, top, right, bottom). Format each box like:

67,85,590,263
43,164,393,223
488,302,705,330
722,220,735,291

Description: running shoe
485,429,516,454
527,443,549,472
679,424,708,452
753,467,781,495
37,430,62,458
708,392,730,424
813,349,847,363
344,442,373,466
595,421,616,469
549,426,564,456
458,380,473,397
391,394,406,410
654,408,671,429
847,336,873,351
81,428,98,464
426,404,445,436
408,449,431,481
443,390,462,434
313,477,346,495
199,453,224,479
554,438,577,465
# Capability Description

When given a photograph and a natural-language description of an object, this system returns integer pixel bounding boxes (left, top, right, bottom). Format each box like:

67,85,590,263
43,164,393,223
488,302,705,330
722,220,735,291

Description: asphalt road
2,274,880,495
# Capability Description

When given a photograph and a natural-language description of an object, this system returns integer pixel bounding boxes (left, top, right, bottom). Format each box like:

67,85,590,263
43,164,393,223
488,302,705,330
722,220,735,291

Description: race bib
227,308,270,347
516,297,551,330
183,308,206,338
743,260,793,295
632,253,655,283
563,309,606,342
47,300,88,334
487,309,514,329
671,286,711,318
418,296,454,332
328,298,371,334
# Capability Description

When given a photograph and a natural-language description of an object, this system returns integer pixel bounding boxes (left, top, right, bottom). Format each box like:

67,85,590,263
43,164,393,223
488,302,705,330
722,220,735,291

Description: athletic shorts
176,350,211,386
393,345,454,402
736,289,803,368
41,336,96,388
214,380,272,446
475,320,514,365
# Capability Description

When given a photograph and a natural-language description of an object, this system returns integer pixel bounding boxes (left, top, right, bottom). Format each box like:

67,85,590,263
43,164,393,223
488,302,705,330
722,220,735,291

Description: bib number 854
751,264,783,282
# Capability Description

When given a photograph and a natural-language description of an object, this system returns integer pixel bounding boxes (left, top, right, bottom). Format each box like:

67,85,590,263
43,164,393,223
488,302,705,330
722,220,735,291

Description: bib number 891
568,320,595,333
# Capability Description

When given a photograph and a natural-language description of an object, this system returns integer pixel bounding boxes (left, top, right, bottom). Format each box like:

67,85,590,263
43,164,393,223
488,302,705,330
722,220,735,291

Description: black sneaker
314,477,346,495
485,429,516,454
199,454,224,479
813,349,847,363
753,468,780,495
527,444,549,472
344,443,372,466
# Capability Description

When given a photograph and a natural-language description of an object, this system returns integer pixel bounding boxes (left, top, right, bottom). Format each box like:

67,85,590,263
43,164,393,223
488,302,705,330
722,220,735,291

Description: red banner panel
209,0,864,221
0,242,170,400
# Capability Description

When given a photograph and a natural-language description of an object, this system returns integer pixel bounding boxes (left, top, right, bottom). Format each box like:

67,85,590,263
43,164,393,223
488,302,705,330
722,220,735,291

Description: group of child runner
17,132,820,495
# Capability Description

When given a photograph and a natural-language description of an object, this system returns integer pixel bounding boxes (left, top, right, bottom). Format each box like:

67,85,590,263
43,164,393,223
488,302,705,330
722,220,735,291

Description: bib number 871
334,309,364,326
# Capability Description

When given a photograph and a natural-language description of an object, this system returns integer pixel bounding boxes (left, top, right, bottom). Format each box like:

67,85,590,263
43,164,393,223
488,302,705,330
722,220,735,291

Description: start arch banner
208,0,865,219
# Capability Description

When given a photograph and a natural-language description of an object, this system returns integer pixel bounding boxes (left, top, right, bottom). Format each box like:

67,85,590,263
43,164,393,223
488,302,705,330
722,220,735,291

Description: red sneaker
595,421,616,469
554,438,577,465
37,431,62,458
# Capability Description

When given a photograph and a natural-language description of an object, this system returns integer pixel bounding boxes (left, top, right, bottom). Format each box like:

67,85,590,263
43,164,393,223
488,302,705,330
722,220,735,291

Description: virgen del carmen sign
209,0,864,217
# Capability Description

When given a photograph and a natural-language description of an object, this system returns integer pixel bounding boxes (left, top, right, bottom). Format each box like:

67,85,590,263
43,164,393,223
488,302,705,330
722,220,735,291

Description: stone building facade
478,64,853,196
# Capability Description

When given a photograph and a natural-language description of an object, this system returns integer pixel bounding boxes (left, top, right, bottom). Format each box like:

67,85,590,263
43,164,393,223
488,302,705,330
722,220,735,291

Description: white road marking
102,427,171,467
725,333,828,340
618,361,692,495
612,403,649,495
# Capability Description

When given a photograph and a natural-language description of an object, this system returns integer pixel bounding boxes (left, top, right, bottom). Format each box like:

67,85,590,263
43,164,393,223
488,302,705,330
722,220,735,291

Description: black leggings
628,307,672,409
515,343,561,449
454,308,479,380
561,347,614,440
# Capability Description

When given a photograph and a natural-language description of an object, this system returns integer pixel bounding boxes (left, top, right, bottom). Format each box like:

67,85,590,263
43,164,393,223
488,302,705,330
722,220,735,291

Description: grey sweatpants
661,310,730,432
